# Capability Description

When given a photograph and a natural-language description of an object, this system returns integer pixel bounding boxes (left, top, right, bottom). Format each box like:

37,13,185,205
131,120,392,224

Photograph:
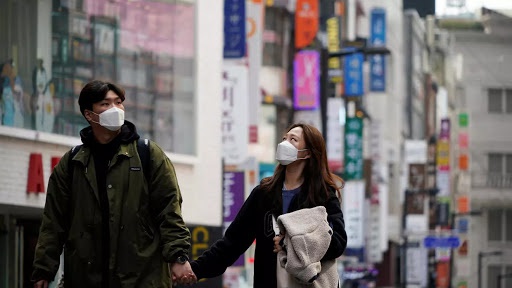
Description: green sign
459,113,468,127
344,117,363,180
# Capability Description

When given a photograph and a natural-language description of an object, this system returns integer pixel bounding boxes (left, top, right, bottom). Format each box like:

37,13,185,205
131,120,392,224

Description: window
488,265,512,288
0,0,197,155
489,154,504,173
488,88,512,114
487,209,512,243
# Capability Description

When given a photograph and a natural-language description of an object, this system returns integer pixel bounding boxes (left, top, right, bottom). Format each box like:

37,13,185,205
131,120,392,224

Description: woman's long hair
261,123,344,208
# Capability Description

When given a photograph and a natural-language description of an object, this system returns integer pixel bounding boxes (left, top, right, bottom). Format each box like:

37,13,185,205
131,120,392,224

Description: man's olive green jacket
32,135,190,287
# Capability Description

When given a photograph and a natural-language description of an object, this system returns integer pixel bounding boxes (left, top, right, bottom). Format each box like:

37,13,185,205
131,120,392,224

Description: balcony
472,172,512,189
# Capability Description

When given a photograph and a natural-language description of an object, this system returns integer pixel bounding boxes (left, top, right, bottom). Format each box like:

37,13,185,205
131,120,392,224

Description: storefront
0,0,224,286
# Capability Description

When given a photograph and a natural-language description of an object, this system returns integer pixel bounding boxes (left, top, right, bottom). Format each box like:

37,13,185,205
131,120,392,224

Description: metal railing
472,172,512,189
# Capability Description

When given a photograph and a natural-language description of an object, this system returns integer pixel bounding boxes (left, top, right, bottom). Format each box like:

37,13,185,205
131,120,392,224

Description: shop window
0,0,197,155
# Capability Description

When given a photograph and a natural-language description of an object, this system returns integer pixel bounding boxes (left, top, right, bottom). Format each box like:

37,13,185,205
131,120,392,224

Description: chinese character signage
293,50,320,110
344,52,364,96
344,117,363,180
223,171,245,266
369,8,386,92
223,0,246,58
295,0,319,49
222,65,249,164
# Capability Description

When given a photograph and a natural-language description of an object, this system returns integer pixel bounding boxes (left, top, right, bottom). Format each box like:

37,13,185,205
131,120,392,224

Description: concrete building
444,8,512,288
0,0,223,286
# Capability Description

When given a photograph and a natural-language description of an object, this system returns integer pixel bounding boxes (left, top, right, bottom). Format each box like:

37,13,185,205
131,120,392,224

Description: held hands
273,233,285,253
170,261,197,286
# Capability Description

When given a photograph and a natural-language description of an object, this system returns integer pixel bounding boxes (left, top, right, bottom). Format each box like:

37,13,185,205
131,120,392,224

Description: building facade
448,9,512,288
0,0,223,286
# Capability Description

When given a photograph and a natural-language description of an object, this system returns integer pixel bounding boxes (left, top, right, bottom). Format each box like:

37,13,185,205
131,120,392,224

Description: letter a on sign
27,153,45,193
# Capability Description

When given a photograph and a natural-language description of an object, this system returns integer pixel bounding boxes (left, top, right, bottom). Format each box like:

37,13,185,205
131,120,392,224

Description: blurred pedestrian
185,123,347,287
31,80,196,288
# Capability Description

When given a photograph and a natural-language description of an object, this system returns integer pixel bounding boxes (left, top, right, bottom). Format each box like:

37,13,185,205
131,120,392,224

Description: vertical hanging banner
293,50,320,110
295,0,319,49
326,16,343,83
343,181,365,248
369,8,386,92
344,117,363,180
223,0,246,58
222,65,249,165
344,52,364,96
223,171,246,266
246,0,264,143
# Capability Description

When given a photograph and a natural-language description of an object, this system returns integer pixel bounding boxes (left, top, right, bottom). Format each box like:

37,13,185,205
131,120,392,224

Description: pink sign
293,50,320,110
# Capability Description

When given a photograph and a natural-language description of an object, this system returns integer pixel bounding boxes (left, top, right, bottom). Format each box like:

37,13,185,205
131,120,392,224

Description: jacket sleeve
32,152,72,282
190,186,260,279
148,142,191,263
322,194,347,261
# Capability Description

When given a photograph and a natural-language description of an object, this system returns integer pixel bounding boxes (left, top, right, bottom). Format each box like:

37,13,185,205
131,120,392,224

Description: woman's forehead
286,127,304,137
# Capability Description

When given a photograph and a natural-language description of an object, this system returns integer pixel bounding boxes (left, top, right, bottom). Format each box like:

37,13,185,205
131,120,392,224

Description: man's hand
34,280,49,288
170,261,197,286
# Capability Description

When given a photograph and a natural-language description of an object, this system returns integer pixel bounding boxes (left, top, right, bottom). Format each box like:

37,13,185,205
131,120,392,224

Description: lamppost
497,273,512,288
448,211,482,288
478,251,503,288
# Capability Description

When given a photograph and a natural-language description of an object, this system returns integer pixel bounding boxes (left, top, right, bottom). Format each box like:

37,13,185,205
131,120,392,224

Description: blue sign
344,52,364,96
369,8,386,92
458,218,469,234
223,0,246,58
423,236,460,249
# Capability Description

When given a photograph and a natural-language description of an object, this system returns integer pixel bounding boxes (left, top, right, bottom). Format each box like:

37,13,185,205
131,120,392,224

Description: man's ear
84,110,93,122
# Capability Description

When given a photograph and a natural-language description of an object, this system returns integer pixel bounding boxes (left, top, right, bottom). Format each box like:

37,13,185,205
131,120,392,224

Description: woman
187,123,347,287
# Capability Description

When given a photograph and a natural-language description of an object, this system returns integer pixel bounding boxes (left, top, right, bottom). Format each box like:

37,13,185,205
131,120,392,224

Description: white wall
0,0,224,227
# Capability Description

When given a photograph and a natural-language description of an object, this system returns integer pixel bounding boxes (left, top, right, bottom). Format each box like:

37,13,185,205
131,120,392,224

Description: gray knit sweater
277,206,340,288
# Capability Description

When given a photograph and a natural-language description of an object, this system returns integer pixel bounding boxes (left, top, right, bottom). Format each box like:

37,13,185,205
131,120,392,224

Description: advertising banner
223,171,245,266
344,52,364,96
293,50,320,110
327,16,343,83
369,8,386,92
224,0,246,58
246,0,264,143
295,0,319,49
344,117,363,180
222,64,249,164
343,181,365,248
327,98,344,173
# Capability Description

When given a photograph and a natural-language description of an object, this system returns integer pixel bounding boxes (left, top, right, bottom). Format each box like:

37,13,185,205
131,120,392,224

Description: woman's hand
273,233,285,253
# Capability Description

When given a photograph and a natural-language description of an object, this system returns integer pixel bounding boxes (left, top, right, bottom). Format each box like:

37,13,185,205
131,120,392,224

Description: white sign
293,110,322,131
366,203,382,263
343,181,365,248
406,246,428,287
437,170,451,197
222,64,249,165
405,140,427,164
246,1,264,134
327,98,344,165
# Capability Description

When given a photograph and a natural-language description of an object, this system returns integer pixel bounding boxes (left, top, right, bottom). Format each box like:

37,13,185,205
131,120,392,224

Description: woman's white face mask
90,107,125,131
275,140,308,165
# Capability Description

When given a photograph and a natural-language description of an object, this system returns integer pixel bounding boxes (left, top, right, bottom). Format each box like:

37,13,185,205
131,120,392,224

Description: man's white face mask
275,140,308,165
91,107,125,131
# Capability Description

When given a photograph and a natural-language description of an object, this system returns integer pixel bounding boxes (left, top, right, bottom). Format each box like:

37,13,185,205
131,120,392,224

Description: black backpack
68,138,150,183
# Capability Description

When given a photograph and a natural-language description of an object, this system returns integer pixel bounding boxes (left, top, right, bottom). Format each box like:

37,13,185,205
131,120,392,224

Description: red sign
27,153,45,194
295,0,318,49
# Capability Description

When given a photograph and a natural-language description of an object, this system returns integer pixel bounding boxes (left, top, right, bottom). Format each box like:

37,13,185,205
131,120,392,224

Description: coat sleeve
32,152,72,282
190,186,260,279
322,194,348,260
148,142,191,263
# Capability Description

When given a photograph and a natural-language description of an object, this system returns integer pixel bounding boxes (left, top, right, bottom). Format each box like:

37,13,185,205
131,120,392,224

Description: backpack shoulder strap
136,138,151,184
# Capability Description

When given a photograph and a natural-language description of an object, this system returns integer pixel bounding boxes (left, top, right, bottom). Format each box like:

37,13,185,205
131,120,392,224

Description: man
32,80,196,287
